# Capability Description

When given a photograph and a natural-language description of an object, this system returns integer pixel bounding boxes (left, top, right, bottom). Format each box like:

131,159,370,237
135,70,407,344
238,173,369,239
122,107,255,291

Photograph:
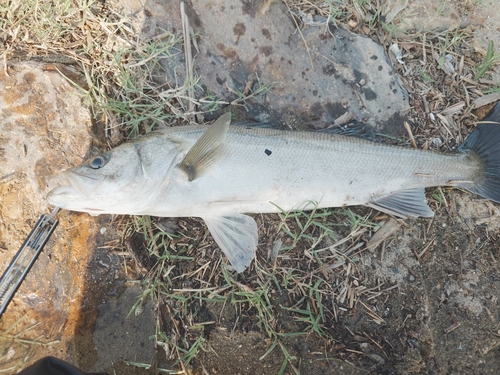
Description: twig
181,2,196,121
284,0,314,69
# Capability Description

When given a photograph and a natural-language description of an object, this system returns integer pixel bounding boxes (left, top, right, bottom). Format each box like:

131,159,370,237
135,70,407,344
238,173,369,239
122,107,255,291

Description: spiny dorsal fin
180,112,231,181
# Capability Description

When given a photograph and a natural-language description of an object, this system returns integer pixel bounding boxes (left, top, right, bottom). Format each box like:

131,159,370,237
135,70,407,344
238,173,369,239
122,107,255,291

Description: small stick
181,2,195,120
422,33,426,63
444,322,461,334
404,121,417,148
284,0,314,69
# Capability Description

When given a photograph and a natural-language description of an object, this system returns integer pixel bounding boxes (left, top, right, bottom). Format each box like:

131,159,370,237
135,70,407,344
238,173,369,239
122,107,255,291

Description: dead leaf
366,218,401,251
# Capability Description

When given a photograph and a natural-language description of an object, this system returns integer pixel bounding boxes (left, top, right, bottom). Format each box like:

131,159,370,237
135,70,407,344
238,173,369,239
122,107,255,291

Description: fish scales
139,126,475,216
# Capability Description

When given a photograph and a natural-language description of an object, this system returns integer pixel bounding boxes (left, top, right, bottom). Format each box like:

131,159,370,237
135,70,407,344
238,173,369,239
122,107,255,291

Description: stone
117,0,410,134
0,61,96,369
389,0,500,82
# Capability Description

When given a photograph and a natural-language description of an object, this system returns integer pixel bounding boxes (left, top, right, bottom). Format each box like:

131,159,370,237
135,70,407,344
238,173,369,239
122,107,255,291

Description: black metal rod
0,212,59,317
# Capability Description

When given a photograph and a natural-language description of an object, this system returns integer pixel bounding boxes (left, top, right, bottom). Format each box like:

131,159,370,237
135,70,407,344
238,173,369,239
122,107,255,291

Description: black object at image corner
17,356,107,375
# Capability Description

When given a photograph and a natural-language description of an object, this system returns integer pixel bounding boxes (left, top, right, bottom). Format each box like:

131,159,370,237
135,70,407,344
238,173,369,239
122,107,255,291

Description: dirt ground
178,198,500,375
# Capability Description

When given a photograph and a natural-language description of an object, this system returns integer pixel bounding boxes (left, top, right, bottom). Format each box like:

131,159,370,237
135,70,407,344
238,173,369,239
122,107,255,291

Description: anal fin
202,213,258,272
367,188,434,218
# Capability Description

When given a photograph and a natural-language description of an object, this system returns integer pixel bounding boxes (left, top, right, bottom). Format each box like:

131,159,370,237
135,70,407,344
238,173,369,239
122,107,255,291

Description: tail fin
458,102,500,202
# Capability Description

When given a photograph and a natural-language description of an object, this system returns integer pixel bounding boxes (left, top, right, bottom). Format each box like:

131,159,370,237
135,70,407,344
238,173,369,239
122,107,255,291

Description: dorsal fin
179,112,231,181
318,120,378,141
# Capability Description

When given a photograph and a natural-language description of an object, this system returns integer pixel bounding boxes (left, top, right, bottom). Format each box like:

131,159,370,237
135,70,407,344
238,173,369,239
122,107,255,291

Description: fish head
47,134,184,215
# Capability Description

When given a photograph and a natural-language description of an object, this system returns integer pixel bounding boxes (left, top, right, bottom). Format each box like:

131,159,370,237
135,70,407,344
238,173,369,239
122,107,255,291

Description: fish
47,103,500,272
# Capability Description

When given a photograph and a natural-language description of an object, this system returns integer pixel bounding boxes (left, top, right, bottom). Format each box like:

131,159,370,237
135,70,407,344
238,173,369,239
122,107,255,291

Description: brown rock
0,61,95,370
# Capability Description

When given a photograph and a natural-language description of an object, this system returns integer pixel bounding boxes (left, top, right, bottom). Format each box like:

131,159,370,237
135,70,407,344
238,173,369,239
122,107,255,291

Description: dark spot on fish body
312,90,318,97
265,149,272,156
378,65,383,71
262,28,271,40
370,55,378,60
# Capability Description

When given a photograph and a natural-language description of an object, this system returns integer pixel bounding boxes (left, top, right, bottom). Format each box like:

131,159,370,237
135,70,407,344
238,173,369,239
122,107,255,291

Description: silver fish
47,104,500,272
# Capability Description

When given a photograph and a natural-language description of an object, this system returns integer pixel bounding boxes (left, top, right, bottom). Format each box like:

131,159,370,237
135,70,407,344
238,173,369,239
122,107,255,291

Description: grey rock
120,0,410,134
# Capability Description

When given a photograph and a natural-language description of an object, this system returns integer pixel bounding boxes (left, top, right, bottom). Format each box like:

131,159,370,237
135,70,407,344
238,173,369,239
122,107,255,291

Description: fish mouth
58,169,102,195
61,169,96,184
46,185,79,206
46,170,103,213
46,172,80,198
46,185,105,214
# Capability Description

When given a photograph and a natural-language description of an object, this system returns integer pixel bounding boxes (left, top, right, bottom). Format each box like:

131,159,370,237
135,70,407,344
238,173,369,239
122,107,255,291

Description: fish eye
90,154,109,169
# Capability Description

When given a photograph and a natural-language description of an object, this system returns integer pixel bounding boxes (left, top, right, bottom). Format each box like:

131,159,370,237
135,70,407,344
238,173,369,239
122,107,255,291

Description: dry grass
0,313,59,373
1,0,499,374
0,0,206,140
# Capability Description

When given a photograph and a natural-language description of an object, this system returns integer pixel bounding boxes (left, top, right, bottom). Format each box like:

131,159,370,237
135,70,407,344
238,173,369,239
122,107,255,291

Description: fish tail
457,102,500,202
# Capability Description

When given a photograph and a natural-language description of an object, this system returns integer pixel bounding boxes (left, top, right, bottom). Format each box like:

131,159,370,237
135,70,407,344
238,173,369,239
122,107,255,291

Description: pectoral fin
202,213,258,272
368,188,434,218
180,112,231,181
